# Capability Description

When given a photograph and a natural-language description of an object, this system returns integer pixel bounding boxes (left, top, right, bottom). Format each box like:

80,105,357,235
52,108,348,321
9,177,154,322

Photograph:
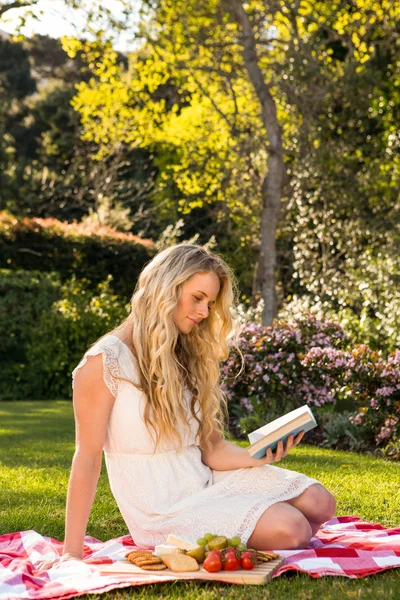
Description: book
247,405,317,459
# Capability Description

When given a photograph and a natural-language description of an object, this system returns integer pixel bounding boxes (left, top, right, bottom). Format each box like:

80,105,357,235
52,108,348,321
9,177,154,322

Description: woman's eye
193,296,212,310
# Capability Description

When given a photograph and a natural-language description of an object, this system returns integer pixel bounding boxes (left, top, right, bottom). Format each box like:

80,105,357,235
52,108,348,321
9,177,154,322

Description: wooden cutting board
99,557,284,585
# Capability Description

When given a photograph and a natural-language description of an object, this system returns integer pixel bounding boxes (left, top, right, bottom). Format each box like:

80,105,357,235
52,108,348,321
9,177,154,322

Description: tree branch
0,0,37,18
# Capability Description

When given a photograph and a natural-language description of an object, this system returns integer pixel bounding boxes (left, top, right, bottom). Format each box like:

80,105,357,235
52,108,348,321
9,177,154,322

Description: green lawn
1,400,400,599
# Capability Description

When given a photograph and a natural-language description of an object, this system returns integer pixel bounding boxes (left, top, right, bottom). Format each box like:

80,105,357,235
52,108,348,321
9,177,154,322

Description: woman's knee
279,513,313,549
317,486,336,522
306,484,336,522
248,502,314,550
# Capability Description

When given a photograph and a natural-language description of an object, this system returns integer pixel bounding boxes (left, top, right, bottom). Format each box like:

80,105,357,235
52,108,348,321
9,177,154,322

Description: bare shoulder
73,353,115,415
73,353,107,390
73,354,115,454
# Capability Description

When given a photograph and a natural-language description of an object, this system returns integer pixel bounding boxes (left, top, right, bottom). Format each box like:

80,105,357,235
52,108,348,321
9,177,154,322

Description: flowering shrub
302,345,400,448
222,315,347,437
222,316,400,455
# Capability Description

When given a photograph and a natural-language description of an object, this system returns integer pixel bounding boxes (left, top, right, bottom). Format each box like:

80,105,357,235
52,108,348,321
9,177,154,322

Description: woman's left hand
251,431,305,466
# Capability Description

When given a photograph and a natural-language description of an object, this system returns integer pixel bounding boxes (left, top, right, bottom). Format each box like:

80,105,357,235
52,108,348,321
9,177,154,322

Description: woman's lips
188,317,198,325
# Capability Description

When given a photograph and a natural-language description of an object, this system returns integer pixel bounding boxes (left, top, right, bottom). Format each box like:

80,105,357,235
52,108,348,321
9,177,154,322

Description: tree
0,1,37,18
68,0,399,324
4,0,398,331
0,35,35,206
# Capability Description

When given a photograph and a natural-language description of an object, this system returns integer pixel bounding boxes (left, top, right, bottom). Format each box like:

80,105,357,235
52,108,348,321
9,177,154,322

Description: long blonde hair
113,243,240,451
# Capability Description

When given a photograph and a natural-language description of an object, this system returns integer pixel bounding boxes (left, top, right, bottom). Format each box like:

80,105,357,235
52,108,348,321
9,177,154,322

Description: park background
1,0,399,457
1,2,400,597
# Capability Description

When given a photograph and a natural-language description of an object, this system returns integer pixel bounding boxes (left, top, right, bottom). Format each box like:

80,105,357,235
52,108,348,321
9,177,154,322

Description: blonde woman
37,244,335,570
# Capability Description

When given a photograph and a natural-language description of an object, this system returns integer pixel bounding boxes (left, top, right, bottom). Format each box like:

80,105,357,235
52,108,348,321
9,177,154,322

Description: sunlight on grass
1,400,400,599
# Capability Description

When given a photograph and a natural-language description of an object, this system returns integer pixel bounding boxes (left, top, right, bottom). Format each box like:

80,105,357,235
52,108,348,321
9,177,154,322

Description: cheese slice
166,534,198,551
154,544,184,557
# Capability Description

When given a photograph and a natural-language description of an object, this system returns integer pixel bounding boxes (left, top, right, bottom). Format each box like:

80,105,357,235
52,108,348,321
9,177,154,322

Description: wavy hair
113,243,240,451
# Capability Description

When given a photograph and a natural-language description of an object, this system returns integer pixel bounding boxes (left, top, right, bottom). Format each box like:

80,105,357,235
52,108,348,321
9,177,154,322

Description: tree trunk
227,0,286,325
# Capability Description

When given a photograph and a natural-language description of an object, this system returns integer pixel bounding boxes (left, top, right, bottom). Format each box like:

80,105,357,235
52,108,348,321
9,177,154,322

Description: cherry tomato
242,549,257,559
223,551,240,571
240,551,257,570
203,554,222,573
207,549,222,558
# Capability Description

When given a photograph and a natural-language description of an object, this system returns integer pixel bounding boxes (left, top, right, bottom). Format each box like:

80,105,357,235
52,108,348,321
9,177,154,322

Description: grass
1,400,400,599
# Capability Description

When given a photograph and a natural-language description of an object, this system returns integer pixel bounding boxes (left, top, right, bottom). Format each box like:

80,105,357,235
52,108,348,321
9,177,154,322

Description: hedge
0,211,156,299
0,270,129,400
0,269,61,399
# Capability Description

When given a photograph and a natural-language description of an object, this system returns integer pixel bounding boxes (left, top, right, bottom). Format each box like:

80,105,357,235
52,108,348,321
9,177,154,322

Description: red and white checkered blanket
1,516,400,600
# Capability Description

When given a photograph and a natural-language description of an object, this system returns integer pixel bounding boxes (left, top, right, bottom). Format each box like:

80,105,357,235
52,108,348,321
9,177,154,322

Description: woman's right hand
34,552,82,572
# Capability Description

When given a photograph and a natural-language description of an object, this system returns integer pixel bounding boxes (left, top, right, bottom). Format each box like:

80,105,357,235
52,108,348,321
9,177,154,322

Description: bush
0,269,128,400
26,276,129,399
302,345,400,449
0,269,60,400
223,316,400,456
318,410,368,452
222,315,347,438
280,250,400,353
0,211,155,299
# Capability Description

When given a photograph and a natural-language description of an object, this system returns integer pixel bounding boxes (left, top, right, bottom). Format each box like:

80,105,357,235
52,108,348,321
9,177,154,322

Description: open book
247,405,317,459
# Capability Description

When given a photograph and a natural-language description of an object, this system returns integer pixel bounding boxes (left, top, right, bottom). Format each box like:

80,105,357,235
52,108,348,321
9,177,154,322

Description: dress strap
72,336,122,397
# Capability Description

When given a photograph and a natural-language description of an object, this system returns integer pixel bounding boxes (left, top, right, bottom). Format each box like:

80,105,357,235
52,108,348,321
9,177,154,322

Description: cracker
125,550,153,558
126,550,153,563
134,557,163,566
257,551,279,561
160,553,200,572
140,563,168,571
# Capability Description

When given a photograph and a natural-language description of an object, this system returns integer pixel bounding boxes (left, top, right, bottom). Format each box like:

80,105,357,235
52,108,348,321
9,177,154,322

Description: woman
37,244,335,570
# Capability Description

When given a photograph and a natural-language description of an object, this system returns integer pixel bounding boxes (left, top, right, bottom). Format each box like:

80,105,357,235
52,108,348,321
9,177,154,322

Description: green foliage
281,247,400,353
64,0,400,320
278,8,400,341
0,269,128,400
0,36,36,207
26,276,128,399
68,25,264,295
319,410,368,452
0,37,35,100
0,269,61,400
0,211,156,298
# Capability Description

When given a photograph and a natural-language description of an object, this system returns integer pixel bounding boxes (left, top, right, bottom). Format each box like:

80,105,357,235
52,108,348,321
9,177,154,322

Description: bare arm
201,428,305,471
36,354,115,569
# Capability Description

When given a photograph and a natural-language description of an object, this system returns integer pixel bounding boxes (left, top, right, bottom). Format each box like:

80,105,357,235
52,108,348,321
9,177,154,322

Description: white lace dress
72,334,319,547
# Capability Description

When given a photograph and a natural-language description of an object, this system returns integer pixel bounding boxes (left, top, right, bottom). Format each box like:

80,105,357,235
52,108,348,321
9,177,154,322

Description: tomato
222,551,240,571
207,549,222,558
203,554,222,573
240,551,257,570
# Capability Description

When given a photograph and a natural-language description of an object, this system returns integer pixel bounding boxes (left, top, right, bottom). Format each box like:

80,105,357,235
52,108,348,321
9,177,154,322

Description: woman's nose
197,303,209,318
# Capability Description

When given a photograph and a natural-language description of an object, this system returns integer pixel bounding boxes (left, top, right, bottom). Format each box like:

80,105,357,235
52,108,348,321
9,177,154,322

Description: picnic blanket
1,516,400,600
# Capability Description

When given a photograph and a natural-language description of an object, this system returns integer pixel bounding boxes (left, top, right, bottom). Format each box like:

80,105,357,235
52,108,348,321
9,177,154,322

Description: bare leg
309,521,323,536
286,483,336,535
247,502,313,550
